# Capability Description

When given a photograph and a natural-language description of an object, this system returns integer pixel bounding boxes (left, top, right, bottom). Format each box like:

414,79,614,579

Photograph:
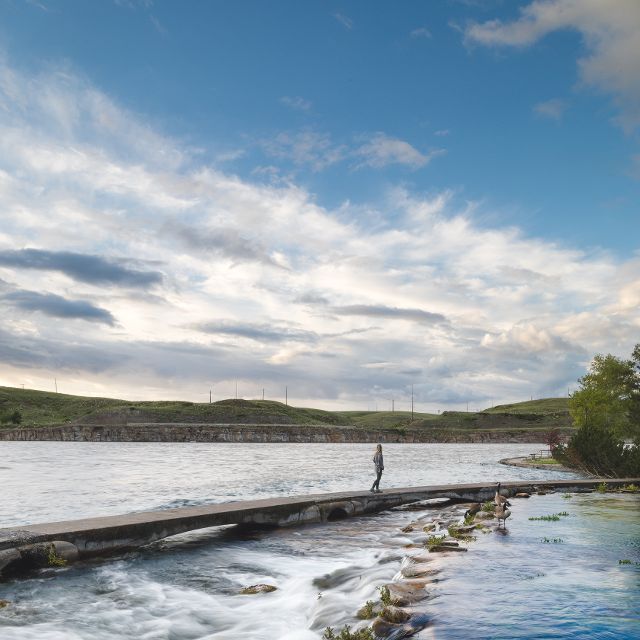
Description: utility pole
262,388,265,401
392,398,394,412
466,401,469,413
54,378,57,393
209,389,212,404
285,386,288,406
411,384,414,420
235,381,238,400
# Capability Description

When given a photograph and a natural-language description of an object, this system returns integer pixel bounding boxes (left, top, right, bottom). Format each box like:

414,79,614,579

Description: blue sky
0,0,638,409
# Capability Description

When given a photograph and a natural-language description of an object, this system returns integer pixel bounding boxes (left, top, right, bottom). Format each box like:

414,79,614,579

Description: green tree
569,352,637,438
559,344,640,477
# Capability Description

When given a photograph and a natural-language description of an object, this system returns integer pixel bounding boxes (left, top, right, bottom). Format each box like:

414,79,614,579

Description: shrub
554,424,640,477
323,625,374,640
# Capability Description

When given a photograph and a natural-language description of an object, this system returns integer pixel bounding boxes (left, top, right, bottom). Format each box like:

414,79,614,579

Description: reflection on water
1,442,638,639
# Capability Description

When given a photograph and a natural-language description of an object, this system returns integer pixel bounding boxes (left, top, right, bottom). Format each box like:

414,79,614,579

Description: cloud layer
0,56,637,410
465,0,640,131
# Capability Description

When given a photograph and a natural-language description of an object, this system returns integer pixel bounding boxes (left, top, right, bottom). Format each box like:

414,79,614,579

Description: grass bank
0,387,573,439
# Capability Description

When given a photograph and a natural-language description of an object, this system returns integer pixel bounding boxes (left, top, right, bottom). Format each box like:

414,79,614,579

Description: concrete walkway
1,478,638,578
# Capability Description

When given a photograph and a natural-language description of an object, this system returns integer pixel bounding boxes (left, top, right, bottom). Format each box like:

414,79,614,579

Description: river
0,442,638,639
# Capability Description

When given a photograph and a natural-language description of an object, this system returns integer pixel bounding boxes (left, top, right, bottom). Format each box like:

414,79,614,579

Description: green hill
0,387,351,427
0,386,573,433
482,397,569,414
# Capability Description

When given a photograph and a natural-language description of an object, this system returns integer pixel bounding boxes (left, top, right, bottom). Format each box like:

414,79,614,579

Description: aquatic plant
448,525,476,542
622,483,638,492
481,500,494,513
378,585,394,607
356,600,377,619
619,559,633,565
597,482,608,493
47,545,67,567
425,534,446,550
529,512,569,522
463,513,475,525
323,625,375,640
562,493,572,499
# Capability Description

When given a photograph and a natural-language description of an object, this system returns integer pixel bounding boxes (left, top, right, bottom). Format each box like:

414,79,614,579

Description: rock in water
514,492,531,498
240,583,277,594
381,605,411,623
372,613,431,639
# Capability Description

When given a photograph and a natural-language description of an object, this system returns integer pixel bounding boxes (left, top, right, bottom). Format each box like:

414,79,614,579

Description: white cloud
465,0,640,131
280,96,312,111
533,98,568,120
354,133,445,169
260,130,346,172
0,57,637,410
410,27,432,39
332,12,353,30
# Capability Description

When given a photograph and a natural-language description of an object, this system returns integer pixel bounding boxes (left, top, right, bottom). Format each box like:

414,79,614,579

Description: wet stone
381,605,411,624
372,612,431,639
239,583,277,594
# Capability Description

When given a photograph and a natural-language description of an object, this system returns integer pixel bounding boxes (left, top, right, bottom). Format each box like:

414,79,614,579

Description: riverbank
0,422,568,443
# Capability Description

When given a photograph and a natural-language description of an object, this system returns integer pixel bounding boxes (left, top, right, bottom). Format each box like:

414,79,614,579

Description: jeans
371,469,382,491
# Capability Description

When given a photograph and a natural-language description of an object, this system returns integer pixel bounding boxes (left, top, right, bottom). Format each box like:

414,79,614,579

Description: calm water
0,442,638,639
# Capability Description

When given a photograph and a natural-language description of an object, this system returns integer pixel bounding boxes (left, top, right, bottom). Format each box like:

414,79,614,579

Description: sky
0,0,638,411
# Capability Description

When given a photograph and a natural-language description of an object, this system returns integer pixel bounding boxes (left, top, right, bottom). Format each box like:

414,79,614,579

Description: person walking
370,444,384,493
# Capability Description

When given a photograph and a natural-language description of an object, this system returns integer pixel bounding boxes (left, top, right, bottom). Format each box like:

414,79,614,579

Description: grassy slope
482,398,569,414
342,398,572,433
0,386,572,432
0,387,351,427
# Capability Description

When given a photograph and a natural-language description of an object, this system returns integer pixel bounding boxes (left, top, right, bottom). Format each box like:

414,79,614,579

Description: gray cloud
194,321,317,343
5,290,115,325
295,292,330,305
332,304,447,325
0,249,163,288
172,224,285,269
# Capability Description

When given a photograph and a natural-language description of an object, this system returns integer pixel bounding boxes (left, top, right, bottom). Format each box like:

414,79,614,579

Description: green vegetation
377,585,394,607
481,500,494,513
554,344,640,477
597,482,608,493
0,386,353,428
533,457,560,465
622,483,638,492
619,559,633,565
0,409,21,425
356,600,378,620
448,525,476,542
529,512,569,522
0,386,578,439
463,512,476,525
47,545,67,567
425,534,447,550
484,398,569,415
322,626,374,640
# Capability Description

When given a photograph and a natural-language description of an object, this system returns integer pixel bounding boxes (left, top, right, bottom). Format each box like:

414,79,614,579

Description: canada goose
494,482,511,507
494,501,511,529
464,503,482,518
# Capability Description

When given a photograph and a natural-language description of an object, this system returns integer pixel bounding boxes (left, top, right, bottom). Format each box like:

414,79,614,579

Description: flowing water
0,442,638,639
